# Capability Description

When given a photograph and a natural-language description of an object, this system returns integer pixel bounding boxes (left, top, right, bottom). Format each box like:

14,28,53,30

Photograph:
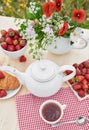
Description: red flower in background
42,2,56,18
55,0,62,12
58,21,68,36
72,9,86,23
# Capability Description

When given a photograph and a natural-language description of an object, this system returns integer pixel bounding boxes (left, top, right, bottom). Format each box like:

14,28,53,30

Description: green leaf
26,7,36,20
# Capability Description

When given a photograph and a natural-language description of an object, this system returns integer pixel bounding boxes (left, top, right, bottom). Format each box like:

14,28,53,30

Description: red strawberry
19,55,27,62
0,90,7,97
85,74,89,80
81,68,87,75
13,39,19,45
19,39,26,47
78,63,84,70
6,37,13,44
7,45,15,51
73,84,81,91
86,69,89,74
86,89,89,94
73,63,78,68
0,71,5,79
1,29,7,37
14,30,19,36
1,42,8,50
82,84,88,90
68,79,74,84
8,28,15,37
0,37,5,43
15,44,21,51
78,89,85,97
82,79,88,85
65,70,72,75
83,61,89,68
76,68,81,76
13,35,19,40
76,75,85,82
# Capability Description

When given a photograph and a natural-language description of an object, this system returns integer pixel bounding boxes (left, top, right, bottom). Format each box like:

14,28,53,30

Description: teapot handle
58,65,76,82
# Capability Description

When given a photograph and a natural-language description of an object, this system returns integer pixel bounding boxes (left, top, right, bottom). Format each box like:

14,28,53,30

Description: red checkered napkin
16,88,89,130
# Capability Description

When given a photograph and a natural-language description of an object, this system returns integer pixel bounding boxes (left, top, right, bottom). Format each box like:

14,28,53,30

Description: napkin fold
16,88,89,130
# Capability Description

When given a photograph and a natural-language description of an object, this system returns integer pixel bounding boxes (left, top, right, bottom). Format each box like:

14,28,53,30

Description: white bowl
0,44,28,59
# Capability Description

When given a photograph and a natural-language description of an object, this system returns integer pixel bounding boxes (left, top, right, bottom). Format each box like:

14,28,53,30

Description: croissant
0,71,20,90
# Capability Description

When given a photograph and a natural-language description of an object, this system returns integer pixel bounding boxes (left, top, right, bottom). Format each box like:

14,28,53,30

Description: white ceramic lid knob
31,60,56,82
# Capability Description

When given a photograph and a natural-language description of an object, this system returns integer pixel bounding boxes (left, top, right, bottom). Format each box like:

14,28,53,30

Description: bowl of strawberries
65,59,89,101
0,28,27,59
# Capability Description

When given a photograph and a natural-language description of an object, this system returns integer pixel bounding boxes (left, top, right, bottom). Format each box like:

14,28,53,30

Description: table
0,16,89,130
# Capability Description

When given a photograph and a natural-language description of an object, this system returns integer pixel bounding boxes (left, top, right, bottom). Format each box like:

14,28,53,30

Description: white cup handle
71,37,88,49
61,104,66,110
58,65,76,82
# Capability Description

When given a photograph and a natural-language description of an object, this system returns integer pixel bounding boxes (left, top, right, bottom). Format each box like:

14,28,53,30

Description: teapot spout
0,65,25,85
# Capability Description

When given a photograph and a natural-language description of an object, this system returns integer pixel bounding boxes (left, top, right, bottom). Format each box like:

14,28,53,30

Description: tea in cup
39,100,66,125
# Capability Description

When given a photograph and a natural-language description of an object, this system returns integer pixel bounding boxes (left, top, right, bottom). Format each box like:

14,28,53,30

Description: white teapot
2,60,76,97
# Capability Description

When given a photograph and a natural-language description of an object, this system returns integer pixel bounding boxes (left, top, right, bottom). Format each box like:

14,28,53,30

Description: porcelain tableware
39,100,66,125
12,59,76,97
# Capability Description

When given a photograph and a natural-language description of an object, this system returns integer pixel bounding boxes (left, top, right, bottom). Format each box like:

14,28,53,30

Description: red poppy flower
58,21,68,36
55,0,62,12
42,2,56,18
72,9,86,23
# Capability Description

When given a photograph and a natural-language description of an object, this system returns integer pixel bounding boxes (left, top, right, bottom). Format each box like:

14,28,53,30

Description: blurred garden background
0,0,89,19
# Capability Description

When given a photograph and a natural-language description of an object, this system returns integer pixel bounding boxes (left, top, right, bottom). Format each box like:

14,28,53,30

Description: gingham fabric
16,88,89,130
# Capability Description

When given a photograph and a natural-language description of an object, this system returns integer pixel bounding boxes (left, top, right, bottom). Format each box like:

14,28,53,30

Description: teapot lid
31,60,57,82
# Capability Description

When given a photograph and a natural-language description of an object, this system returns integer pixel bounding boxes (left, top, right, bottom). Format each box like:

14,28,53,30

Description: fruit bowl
65,59,89,101
0,44,27,59
0,28,28,59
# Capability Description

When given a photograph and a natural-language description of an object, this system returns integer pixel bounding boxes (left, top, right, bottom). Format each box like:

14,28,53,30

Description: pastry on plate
0,71,20,90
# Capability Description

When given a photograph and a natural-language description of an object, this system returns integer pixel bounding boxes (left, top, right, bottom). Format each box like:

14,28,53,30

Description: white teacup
39,100,66,125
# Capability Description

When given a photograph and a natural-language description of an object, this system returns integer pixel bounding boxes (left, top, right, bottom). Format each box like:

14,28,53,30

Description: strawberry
65,70,72,75
73,84,81,91
78,63,84,70
82,84,88,90
85,74,89,80
83,61,89,68
19,55,27,62
1,42,8,50
7,45,15,51
19,39,26,47
13,35,19,40
73,63,78,68
86,69,89,74
1,29,7,37
76,68,81,76
81,68,87,75
76,75,85,82
13,39,19,45
15,44,21,51
14,30,19,36
68,79,73,84
82,79,88,85
0,90,7,97
0,71,5,79
0,37,5,43
78,89,85,97
8,28,15,37
6,37,13,44
86,89,89,94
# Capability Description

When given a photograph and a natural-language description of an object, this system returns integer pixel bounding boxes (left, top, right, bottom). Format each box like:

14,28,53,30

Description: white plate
0,66,22,100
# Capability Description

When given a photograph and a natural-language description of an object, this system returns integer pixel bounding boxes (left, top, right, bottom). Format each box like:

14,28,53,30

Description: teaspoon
52,116,88,127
